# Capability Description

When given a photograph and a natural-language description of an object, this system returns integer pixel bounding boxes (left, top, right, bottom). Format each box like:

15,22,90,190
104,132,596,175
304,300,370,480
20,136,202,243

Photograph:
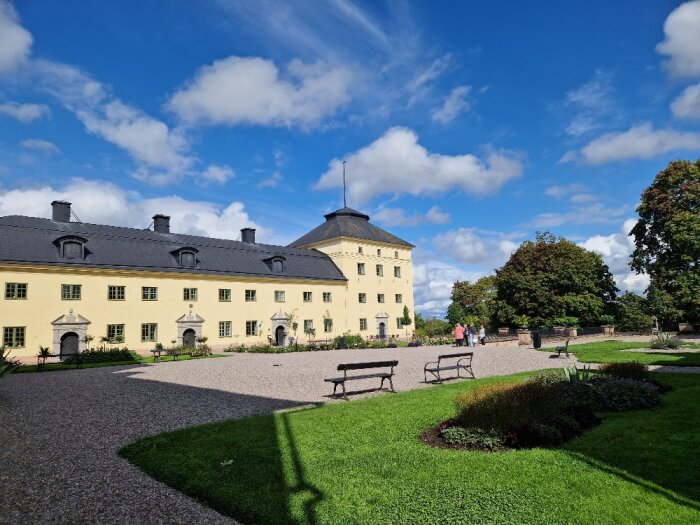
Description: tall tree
451,275,497,327
630,159,700,327
493,232,617,328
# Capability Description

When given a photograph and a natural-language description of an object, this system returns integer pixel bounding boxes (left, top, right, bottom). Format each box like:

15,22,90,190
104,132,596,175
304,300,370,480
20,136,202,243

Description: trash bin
532,330,542,349
338,336,346,349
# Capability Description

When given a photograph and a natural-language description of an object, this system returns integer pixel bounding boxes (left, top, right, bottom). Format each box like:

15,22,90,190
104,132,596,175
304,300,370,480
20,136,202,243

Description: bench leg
341,381,347,400
332,382,338,396
388,376,394,392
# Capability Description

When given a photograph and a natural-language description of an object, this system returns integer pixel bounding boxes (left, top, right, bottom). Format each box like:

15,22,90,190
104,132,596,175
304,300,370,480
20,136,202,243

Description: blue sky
1,1,699,317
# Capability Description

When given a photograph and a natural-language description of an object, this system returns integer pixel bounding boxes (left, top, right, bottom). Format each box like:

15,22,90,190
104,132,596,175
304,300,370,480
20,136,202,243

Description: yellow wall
0,236,414,359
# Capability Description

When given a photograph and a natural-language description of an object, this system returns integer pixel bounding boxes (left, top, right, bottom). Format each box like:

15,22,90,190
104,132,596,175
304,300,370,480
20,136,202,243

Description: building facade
0,202,414,359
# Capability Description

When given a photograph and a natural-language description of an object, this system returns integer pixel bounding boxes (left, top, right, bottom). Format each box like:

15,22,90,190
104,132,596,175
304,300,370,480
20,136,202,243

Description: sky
1,1,699,318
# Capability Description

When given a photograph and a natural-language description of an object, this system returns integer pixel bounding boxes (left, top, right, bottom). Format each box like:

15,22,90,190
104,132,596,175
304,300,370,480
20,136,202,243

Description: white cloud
0,178,269,241
0,1,32,72
580,219,649,294
257,171,284,189
315,127,523,205
431,85,472,124
563,70,615,137
569,193,597,203
373,205,450,227
671,82,700,119
167,56,353,128
571,123,700,165
20,139,60,155
413,260,483,318
544,183,587,198
200,164,235,184
0,102,50,122
33,60,200,184
656,0,700,78
530,203,627,228
433,228,520,266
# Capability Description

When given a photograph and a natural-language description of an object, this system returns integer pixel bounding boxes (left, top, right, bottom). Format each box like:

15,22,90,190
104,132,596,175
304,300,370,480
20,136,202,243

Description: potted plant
678,321,695,333
599,315,615,336
498,327,509,336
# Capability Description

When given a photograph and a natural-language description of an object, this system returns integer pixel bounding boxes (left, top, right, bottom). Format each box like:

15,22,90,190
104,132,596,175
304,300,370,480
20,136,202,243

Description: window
396,317,403,329
395,250,399,258
377,248,382,256
106,324,125,342
61,284,81,300
395,294,403,303
3,326,25,348
358,293,366,303
324,319,333,333
360,318,368,331
219,321,232,338
142,287,158,301
303,291,312,302
272,259,284,272
377,293,385,303
141,323,157,342
5,283,27,299
63,241,83,259
358,246,363,254
219,288,231,302
303,319,314,332
245,320,257,336
275,290,285,302
183,288,198,301
245,289,257,302
357,262,365,275
108,285,125,301
376,264,383,276
394,266,401,278
323,292,331,302
180,251,196,268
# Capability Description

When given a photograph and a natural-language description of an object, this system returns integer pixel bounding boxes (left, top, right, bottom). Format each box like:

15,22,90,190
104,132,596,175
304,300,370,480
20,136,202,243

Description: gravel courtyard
0,342,597,524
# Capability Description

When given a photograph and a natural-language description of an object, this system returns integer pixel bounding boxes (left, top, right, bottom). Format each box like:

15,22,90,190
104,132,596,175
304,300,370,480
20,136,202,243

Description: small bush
565,377,662,412
64,348,138,364
368,341,388,349
455,381,563,430
440,427,503,451
503,422,563,448
333,334,366,349
599,362,649,381
650,333,681,349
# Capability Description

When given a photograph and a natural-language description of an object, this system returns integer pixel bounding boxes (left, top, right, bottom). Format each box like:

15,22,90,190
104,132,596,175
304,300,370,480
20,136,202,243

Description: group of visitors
454,323,486,347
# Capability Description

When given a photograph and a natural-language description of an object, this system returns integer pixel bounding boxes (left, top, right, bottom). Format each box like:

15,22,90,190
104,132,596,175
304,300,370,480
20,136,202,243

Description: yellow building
0,201,414,359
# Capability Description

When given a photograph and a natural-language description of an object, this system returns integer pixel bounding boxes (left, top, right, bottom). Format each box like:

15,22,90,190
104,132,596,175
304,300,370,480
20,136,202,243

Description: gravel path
0,339,656,524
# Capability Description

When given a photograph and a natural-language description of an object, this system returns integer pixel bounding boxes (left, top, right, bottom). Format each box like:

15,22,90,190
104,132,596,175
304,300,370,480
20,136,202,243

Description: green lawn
15,352,230,373
562,340,700,366
120,372,700,525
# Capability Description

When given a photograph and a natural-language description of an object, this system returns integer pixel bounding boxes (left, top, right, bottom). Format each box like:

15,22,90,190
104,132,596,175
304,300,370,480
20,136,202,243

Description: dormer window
264,255,286,273
171,247,199,269
54,236,88,260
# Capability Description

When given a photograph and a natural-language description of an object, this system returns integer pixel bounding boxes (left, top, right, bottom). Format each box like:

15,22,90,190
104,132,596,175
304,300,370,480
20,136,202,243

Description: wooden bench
554,338,570,357
424,352,474,383
324,360,398,399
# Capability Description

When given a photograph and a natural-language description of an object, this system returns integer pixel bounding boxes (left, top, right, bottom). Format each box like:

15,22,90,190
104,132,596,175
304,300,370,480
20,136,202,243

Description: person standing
479,324,486,346
454,323,465,347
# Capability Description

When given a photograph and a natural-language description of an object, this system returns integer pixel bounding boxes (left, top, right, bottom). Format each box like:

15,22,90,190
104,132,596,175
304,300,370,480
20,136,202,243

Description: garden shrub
503,422,563,448
64,348,138,364
332,334,366,349
598,362,649,381
565,377,662,412
650,333,681,349
440,427,503,451
455,381,563,430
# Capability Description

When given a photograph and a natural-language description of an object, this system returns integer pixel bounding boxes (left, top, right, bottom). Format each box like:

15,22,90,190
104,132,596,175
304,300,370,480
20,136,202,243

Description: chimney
51,200,71,222
153,214,171,234
241,227,256,243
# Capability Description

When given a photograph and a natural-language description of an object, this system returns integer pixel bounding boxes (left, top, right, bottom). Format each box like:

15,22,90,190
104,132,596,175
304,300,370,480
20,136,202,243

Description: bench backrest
438,352,473,361
338,360,398,371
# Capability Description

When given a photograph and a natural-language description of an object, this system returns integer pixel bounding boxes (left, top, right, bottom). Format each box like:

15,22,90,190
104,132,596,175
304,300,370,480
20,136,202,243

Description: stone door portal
183,329,196,348
60,332,79,360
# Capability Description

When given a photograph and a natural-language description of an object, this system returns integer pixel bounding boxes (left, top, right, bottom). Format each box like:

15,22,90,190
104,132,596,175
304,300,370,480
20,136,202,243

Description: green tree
451,275,497,327
614,292,654,333
493,232,618,328
414,312,426,331
401,305,413,335
445,301,465,327
630,159,700,328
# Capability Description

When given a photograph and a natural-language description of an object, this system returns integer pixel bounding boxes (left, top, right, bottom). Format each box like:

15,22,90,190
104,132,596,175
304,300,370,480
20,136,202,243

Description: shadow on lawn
110,363,325,525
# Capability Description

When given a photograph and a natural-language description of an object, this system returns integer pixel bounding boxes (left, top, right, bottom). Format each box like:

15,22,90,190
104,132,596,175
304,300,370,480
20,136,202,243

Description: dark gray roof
0,216,346,281
288,207,414,248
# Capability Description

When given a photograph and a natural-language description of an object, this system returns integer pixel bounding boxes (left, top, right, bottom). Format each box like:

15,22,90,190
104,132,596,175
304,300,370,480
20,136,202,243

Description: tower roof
288,207,414,248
